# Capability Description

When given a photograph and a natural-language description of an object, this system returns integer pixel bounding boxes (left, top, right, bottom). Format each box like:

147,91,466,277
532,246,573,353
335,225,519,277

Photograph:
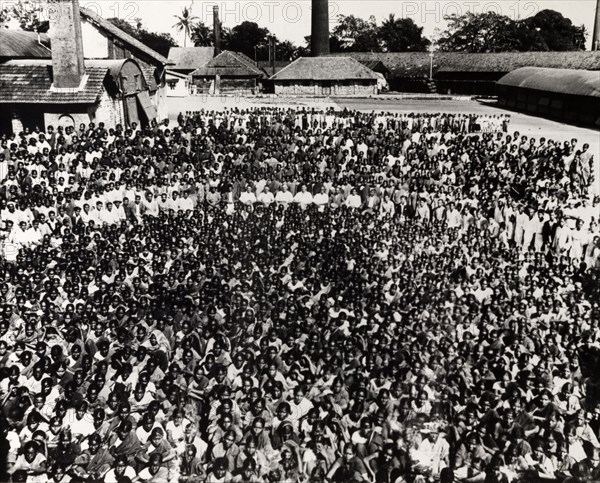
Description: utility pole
429,49,434,80
593,0,600,50
271,36,276,76
268,38,271,69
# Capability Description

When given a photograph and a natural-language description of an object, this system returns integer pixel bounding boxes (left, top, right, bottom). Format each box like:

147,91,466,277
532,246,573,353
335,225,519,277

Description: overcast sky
4,0,597,48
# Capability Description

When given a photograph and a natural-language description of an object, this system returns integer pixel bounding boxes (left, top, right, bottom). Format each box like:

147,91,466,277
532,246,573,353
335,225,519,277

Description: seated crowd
0,107,599,483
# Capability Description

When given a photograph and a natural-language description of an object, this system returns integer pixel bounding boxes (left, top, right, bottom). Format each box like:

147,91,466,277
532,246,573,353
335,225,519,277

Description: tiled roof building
270,57,378,96
0,0,163,134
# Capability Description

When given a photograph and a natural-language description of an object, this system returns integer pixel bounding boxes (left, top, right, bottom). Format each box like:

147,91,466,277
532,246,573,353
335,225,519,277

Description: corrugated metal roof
191,50,265,78
140,65,158,91
80,7,169,65
328,51,600,78
0,30,51,58
271,57,379,81
168,47,214,71
497,67,600,98
0,60,107,104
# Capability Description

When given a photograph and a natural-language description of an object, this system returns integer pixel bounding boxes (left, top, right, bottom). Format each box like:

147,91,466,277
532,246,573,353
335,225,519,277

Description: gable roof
498,67,600,98
0,25,157,90
190,50,265,78
80,7,169,66
168,47,214,71
328,51,600,78
270,57,379,81
0,30,51,58
328,52,433,78
357,59,390,74
0,59,107,104
232,50,261,70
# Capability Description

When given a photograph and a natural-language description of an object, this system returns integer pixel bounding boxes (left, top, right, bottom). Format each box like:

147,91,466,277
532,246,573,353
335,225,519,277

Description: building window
134,74,142,91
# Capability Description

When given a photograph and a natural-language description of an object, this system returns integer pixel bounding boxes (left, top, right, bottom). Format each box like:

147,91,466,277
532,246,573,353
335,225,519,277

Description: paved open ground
168,96,600,195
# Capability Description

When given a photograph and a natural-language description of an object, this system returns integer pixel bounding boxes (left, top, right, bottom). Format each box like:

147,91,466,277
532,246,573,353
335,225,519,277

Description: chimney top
311,0,330,57
213,5,221,56
49,0,86,89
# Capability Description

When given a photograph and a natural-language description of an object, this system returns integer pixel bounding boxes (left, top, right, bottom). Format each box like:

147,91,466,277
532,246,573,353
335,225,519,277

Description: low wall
274,81,377,96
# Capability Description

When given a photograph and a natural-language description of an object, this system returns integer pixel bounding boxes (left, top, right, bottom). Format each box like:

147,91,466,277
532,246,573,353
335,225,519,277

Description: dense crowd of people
0,106,599,483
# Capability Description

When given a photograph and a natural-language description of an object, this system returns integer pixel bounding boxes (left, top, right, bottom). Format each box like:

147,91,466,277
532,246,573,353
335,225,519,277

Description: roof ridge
228,51,264,75
271,56,378,81
269,56,301,79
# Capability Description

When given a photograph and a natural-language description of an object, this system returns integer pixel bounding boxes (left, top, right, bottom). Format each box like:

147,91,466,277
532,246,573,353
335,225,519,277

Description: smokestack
271,36,276,76
213,5,221,56
593,0,600,50
49,0,86,88
311,0,329,57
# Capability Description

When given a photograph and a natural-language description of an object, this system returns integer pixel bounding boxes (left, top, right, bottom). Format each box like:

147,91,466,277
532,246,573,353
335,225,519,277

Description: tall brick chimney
213,5,221,56
311,0,329,56
49,0,86,88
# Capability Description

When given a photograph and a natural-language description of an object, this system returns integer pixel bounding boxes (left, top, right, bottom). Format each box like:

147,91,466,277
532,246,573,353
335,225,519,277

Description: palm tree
382,13,397,29
379,12,430,52
173,5,198,47
191,22,212,47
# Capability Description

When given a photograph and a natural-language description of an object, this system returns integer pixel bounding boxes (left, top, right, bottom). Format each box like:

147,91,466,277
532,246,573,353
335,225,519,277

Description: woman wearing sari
108,420,142,464
72,433,114,481
142,330,171,372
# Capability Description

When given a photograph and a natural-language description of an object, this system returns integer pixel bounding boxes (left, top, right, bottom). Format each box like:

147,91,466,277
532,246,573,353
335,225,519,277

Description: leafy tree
523,10,586,51
137,30,177,57
302,35,343,54
0,5,10,26
220,27,232,50
332,14,381,52
297,37,312,57
275,40,299,61
438,10,587,53
437,12,518,52
108,18,177,57
224,21,270,59
172,5,198,47
379,14,430,52
191,21,213,47
10,0,48,32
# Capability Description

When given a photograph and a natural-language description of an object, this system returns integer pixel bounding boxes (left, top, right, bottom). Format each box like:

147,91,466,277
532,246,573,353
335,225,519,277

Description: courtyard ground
167,95,600,196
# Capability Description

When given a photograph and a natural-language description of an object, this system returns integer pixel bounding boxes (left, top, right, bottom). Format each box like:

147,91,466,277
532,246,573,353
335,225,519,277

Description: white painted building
166,70,192,97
